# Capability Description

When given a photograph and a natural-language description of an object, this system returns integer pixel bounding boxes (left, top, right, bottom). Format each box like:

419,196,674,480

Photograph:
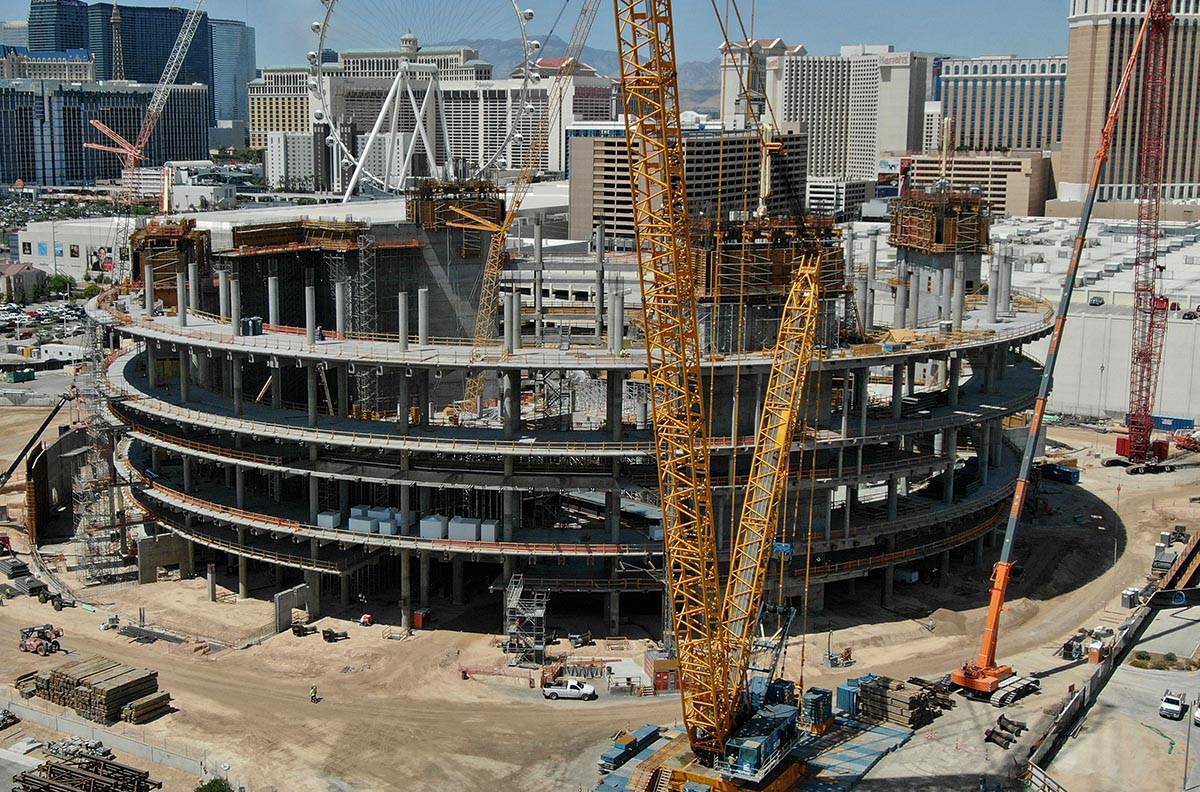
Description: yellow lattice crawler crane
613,0,824,788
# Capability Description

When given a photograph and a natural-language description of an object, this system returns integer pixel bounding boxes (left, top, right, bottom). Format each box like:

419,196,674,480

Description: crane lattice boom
614,0,729,757
721,253,821,710
1126,2,1174,464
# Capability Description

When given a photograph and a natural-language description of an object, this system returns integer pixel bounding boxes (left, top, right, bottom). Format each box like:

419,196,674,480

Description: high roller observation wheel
308,0,538,194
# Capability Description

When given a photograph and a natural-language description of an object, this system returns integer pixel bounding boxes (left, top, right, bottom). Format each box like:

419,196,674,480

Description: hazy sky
0,0,1071,66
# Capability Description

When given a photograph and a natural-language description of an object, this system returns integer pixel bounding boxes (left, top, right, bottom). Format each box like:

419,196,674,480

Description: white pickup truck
542,679,597,701
1160,690,1187,720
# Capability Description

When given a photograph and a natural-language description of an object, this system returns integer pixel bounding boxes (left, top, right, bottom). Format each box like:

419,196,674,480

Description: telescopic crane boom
952,0,1173,695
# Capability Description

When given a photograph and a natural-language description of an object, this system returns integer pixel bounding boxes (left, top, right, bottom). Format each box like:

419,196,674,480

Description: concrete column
337,364,349,418
952,254,965,331
986,255,1001,323
982,350,996,393
150,446,160,474
270,357,282,409
608,591,620,634
990,419,1003,468
399,548,412,631
501,369,519,438
230,277,241,337
534,270,544,342
308,538,322,609
606,490,621,542
338,480,349,522
893,254,908,328
188,260,199,311
175,272,187,327
182,455,192,494
593,274,604,339
501,489,516,544
235,465,245,509
232,356,243,417
936,262,955,319
608,370,623,441
979,423,991,485
887,475,898,520
948,354,961,406
399,485,412,533
237,529,248,599
417,369,430,427
417,288,429,346
217,269,230,319
881,535,895,607
274,564,284,588
974,536,986,569
340,573,351,608
943,427,957,505
397,373,411,435
865,232,878,329
146,343,157,388
308,473,319,523
999,246,1013,314
267,275,279,325
907,265,921,328
906,360,916,396
183,535,195,578
891,363,904,419
419,551,430,609
207,563,216,602
501,292,514,355
143,262,154,315
451,555,465,606
306,365,318,428
854,274,868,333
305,285,316,344
511,289,522,351
807,580,825,614
335,281,347,336
397,293,409,351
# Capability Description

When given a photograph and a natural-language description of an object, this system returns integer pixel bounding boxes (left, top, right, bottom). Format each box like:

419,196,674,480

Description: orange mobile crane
615,0,823,785
953,0,1173,699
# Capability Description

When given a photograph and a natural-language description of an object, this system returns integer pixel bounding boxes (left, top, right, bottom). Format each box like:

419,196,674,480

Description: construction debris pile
17,655,169,724
13,754,161,792
855,675,940,728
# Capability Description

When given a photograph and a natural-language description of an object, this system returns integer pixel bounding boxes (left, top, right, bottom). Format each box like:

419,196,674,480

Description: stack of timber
13,755,162,792
35,655,162,723
857,675,937,728
122,691,171,723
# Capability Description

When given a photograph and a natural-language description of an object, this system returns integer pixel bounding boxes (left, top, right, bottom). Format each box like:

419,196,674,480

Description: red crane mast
1123,1,1174,471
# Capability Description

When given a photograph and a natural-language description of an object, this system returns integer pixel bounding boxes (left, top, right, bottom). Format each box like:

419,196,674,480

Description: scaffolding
503,574,548,667
888,189,991,255
406,178,503,257
71,320,134,586
354,234,378,414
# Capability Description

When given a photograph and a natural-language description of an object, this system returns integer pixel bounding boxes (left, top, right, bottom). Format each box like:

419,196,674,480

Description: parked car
1184,311,1198,320
1088,296,1105,307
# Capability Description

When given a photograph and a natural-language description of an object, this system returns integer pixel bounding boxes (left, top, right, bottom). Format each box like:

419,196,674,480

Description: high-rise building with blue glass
209,18,255,124
28,0,87,52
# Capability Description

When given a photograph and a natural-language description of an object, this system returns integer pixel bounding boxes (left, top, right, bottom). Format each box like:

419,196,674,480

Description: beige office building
1056,0,1200,209
940,55,1067,151
908,151,1052,215
567,123,807,241
248,67,310,149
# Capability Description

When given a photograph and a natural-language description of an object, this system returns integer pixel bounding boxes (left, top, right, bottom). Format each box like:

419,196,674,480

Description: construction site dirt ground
1,407,1197,791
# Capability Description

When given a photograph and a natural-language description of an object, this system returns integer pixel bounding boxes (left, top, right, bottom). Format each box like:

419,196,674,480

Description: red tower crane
1119,1,1175,475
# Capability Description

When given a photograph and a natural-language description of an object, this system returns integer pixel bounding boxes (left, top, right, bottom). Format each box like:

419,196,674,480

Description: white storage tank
480,519,500,543
348,516,379,534
316,511,342,529
448,516,480,541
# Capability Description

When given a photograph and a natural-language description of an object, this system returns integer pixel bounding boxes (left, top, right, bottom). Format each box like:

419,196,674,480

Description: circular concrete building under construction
82,186,1051,638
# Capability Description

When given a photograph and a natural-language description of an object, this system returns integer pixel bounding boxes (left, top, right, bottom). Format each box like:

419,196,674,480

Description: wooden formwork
889,190,990,255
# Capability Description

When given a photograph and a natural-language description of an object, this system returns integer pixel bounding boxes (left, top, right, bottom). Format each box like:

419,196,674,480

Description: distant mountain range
446,35,723,114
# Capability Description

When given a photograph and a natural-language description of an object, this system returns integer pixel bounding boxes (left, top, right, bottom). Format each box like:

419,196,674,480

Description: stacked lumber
33,655,162,723
122,692,171,723
0,556,29,579
857,675,937,728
